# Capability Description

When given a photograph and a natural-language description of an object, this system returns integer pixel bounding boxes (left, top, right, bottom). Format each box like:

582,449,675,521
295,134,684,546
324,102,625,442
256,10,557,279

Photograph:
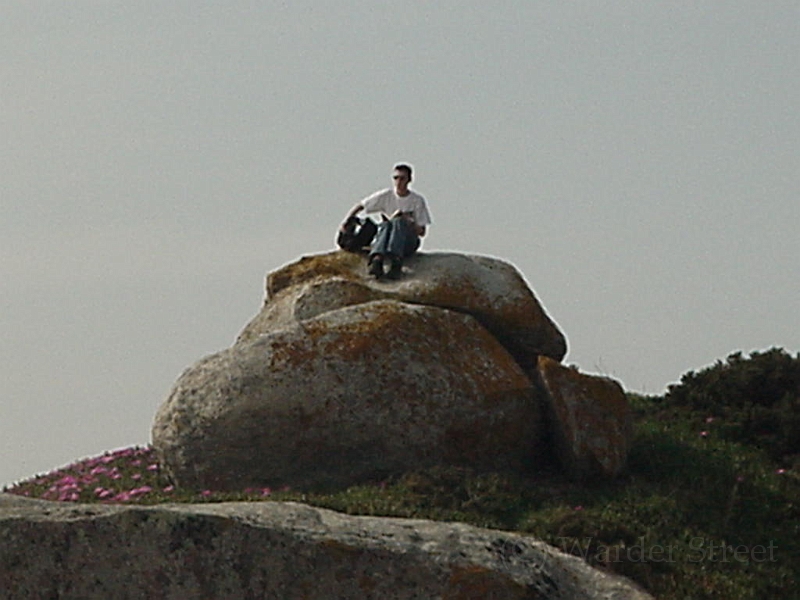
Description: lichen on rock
154,300,543,492
152,249,631,493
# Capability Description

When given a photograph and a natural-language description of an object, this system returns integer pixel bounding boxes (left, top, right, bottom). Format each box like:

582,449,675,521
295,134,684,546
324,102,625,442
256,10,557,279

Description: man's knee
404,237,420,257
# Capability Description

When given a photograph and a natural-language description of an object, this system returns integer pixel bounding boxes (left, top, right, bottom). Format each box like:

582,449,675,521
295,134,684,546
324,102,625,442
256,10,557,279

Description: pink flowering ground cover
3,446,275,504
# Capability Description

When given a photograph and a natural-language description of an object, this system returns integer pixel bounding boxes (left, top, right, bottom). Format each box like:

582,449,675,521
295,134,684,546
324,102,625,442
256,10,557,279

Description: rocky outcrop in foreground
0,494,652,599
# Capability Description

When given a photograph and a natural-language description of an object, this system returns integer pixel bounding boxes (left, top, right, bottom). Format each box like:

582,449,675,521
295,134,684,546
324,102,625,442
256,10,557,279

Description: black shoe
368,256,383,279
386,258,403,280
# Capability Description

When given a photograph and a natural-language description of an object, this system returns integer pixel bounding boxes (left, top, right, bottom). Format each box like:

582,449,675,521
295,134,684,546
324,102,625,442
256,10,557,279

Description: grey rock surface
153,300,543,491
0,494,653,600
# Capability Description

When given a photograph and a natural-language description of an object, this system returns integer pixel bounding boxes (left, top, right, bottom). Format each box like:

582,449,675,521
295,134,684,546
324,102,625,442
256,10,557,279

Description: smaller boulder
536,357,633,479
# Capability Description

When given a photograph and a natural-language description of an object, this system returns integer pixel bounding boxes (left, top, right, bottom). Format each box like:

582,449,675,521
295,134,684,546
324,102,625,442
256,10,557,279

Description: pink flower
201,490,212,497
776,469,786,475
163,485,175,493
260,488,272,497
131,473,142,481
574,505,584,511
95,488,114,499
147,464,159,472
705,416,715,424
700,431,709,438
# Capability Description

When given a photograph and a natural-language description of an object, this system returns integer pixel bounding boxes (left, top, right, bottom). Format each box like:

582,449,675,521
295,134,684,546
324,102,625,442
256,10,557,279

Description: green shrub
665,348,800,463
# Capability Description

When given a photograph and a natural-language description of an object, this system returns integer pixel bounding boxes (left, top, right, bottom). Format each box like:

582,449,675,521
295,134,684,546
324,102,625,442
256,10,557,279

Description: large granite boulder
536,357,633,479
0,494,653,599
237,251,568,367
153,250,632,491
153,300,543,491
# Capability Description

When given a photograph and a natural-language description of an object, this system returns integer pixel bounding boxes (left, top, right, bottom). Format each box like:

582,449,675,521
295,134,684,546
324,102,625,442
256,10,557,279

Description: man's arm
340,203,364,232
413,194,431,237
388,210,426,237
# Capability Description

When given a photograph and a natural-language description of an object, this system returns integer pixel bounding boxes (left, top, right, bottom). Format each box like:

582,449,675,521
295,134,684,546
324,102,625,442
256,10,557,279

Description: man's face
392,169,410,194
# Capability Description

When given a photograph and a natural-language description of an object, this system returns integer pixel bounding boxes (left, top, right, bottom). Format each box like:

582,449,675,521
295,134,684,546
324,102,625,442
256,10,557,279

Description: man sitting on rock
340,163,432,280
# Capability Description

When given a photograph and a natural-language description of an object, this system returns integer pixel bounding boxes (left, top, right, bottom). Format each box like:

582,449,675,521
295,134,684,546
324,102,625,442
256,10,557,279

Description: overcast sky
2,1,798,487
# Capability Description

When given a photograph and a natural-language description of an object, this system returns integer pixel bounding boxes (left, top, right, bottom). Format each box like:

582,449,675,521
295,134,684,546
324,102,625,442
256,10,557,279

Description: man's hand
341,203,365,231
391,210,415,221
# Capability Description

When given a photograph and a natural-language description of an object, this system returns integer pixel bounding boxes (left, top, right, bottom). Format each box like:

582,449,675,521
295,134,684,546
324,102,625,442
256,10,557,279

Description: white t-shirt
360,188,432,227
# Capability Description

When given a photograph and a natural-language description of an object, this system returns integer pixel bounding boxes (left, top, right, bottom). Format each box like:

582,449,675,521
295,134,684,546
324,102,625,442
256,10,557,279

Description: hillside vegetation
6,348,799,599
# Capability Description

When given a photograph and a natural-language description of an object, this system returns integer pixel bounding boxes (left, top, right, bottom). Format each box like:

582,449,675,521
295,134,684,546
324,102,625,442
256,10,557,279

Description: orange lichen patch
281,299,536,410
237,277,388,345
261,301,433,369
266,251,364,299
313,302,429,363
536,357,632,478
266,334,317,371
444,565,535,600
319,539,366,558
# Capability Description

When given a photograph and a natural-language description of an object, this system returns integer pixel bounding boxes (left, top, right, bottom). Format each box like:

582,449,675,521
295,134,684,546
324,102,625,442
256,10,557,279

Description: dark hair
393,163,413,180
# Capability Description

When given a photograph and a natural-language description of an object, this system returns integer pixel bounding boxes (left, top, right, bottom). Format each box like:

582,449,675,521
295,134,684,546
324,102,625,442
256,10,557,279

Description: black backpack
337,216,377,252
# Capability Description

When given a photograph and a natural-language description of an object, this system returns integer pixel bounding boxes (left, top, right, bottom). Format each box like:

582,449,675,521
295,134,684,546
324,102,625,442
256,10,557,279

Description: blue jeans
370,217,420,260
